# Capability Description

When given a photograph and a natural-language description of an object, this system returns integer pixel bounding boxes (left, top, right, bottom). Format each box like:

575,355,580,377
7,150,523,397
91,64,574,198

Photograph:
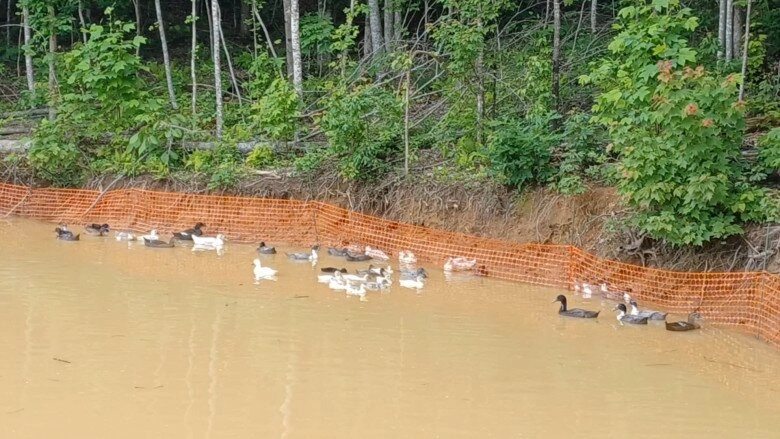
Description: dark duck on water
553,295,600,318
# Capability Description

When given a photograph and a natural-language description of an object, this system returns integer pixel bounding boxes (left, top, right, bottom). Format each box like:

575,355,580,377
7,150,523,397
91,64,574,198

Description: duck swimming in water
257,241,277,254
400,267,428,280
443,257,477,272
287,245,320,262
345,252,372,262
115,231,136,241
55,227,80,241
191,233,225,247
398,250,417,264
327,247,349,257
143,237,176,248
613,303,648,325
85,223,110,236
365,246,390,261
139,230,159,241
173,222,205,240
666,313,703,331
253,258,278,280
629,300,667,321
553,295,600,318
399,274,426,290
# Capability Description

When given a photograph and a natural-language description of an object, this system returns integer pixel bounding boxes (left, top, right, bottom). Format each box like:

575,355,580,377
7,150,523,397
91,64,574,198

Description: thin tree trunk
239,0,250,36
368,0,383,59
725,0,733,61
363,19,372,60
394,8,402,42
290,0,302,97
733,6,742,59
5,0,12,47
22,4,34,100
77,0,87,44
48,5,57,121
205,0,213,58
552,0,561,116
718,0,726,59
133,0,142,57
282,0,293,79
212,0,223,139
590,0,597,33
155,0,179,109
219,13,242,105
475,45,484,147
738,0,752,101
253,7,278,61
403,66,410,175
191,0,198,122
383,0,392,52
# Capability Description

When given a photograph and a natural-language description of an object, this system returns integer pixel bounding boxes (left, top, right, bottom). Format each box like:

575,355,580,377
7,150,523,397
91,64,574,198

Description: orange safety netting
1,182,778,348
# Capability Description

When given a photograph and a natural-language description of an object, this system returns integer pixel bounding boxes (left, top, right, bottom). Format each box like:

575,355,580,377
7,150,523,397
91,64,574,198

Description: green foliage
293,148,335,175
28,119,84,186
551,112,608,195
487,114,561,189
758,128,780,173
584,0,776,245
245,145,275,169
300,13,334,55
250,77,300,140
318,85,402,180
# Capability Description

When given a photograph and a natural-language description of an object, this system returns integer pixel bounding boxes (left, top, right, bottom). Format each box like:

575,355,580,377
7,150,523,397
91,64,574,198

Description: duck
139,229,159,241
327,247,349,257
253,258,278,280
345,282,368,299
399,274,426,289
85,223,110,236
320,267,347,273
443,257,477,272
328,271,348,290
400,267,428,280
613,303,648,325
629,300,667,321
257,241,277,254
286,245,319,262
115,231,136,241
342,273,370,283
666,313,703,331
345,252,372,262
553,295,600,318
143,236,175,248
573,282,594,299
365,246,390,260
191,233,226,247
398,250,417,264
173,222,205,240
598,283,625,301
356,264,393,276
55,227,80,241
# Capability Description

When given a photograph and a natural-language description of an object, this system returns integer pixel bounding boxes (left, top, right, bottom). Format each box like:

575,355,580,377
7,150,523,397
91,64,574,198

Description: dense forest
0,0,779,247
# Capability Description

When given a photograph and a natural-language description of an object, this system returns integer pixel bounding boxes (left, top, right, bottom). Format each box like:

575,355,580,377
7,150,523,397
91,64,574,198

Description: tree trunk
733,6,742,59
394,8,402,42
590,0,597,33
48,5,57,121
155,0,178,109
290,0,302,97
383,0,393,52
191,0,198,121
5,0,13,47
552,0,561,116
77,0,87,44
738,0,752,101
475,45,484,147
718,0,726,59
403,66,410,175
363,19,372,61
22,4,34,100
212,0,223,139
239,0,250,36
367,0,383,59
219,16,242,105
725,0,733,61
282,0,294,80
133,0,142,57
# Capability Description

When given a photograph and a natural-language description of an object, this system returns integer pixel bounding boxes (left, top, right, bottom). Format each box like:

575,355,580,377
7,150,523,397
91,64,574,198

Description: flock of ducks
54,222,703,329
554,282,704,331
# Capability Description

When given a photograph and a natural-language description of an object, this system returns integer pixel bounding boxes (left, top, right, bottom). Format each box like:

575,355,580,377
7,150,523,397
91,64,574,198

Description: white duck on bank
443,257,477,272
253,258,278,280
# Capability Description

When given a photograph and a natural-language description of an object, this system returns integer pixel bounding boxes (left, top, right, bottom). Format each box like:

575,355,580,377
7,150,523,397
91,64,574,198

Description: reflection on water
1,217,779,438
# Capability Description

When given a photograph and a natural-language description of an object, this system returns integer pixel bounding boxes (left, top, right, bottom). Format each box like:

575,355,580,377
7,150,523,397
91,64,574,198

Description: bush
487,114,561,189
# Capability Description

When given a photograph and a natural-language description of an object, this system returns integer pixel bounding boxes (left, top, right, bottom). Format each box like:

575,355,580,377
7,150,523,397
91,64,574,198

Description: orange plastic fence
1,182,778,348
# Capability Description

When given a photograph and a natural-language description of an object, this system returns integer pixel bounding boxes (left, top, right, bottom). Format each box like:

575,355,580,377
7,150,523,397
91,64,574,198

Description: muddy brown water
1,217,779,438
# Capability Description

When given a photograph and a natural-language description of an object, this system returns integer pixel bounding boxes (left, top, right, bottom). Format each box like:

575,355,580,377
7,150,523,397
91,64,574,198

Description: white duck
328,271,348,290
398,250,417,264
399,274,426,289
139,229,159,241
253,258,278,280
345,282,367,298
115,231,136,241
192,234,226,247
443,257,477,272
365,246,390,261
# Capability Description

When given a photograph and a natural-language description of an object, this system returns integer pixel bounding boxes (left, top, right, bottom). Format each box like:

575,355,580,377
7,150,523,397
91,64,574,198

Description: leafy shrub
318,85,402,180
28,120,84,186
245,145,275,169
250,77,300,140
487,114,561,189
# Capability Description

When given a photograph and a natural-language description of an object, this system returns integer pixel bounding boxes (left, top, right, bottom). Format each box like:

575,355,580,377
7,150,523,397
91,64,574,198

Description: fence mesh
1,182,778,348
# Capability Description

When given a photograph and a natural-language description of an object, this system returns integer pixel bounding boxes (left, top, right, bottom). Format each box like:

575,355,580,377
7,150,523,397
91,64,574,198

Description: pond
1,217,779,438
